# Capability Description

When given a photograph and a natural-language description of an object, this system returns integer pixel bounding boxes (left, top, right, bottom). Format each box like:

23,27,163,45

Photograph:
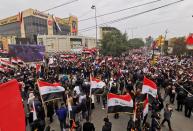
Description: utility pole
161,29,168,56
128,27,137,39
91,5,98,48
164,29,168,40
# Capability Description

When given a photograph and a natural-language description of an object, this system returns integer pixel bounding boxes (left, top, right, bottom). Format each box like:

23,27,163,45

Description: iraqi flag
90,77,106,89
107,93,133,113
37,80,65,102
17,57,24,64
142,77,157,98
0,59,15,68
0,79,25,131
143,95,149,118
11,57,18,64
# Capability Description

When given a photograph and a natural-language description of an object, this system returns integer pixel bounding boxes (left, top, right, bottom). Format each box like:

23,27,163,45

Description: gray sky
0,0,193,39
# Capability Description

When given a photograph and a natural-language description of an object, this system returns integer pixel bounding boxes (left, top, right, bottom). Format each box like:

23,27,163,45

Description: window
0,22,21,37
24,16,48,43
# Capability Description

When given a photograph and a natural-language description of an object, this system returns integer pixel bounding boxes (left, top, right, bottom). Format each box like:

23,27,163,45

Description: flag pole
36,79,47,117
176,82,192,96
89,74,93,122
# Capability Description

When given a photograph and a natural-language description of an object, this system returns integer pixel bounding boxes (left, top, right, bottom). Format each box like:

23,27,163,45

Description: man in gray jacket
161,103,173,131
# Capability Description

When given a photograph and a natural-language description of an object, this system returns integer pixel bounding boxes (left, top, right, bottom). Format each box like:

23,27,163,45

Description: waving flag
17,57,24,64
143,95,149,118
0,59,15,68
107,93,133,113
90,77,106,89
11,57,18,64
11,57,24,65
142,77,157,98
37,80,65,102
0,79,25,131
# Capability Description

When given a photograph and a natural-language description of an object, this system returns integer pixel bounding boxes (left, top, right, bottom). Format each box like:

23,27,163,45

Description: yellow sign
55,17,66,25
0,15,20,25
155,35,165,47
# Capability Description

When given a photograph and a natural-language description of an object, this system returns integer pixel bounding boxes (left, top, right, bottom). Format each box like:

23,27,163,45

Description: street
38,95,193,131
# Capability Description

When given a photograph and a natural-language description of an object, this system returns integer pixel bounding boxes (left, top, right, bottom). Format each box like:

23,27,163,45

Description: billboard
9,44,45,62
69,16,78,34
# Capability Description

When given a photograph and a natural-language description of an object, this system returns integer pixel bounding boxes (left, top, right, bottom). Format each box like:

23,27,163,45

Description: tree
162,40,169,55
145,36,154,47
100,29,129,56
171,37,187,56
128,38,145,49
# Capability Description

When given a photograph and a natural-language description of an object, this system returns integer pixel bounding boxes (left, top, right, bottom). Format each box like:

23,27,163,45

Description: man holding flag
142,77,158,98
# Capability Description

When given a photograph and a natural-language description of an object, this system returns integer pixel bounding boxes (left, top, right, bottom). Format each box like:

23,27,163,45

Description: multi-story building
0,8,78,44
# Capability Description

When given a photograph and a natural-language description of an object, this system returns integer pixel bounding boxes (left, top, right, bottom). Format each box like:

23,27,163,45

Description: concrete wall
37,35,96,53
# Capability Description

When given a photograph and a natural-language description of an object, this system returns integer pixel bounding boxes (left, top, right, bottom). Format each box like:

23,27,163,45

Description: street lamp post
91,5,98,48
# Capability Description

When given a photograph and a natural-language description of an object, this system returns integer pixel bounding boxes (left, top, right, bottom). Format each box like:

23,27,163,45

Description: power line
42,0,79,12
78,0,161,22
79,0,184,33
133,15,191,29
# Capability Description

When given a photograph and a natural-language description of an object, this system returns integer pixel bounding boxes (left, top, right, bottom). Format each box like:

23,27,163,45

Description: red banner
0,79,25,131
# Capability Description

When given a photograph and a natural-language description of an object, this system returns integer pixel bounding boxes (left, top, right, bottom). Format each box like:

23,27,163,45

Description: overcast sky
0,0,193,39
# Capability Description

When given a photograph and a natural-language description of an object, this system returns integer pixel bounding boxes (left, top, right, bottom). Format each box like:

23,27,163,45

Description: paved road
42,96,193,131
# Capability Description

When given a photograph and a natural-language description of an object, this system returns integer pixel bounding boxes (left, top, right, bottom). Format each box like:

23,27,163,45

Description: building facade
37,35,96,53
99,27,119,39
0,8,78,44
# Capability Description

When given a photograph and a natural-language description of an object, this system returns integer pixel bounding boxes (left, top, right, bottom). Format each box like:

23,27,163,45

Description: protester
0,48,192,131
102,117,112,131
83,116,95,131
46,101,54,123
56,103,68,131
184,94,193,118
161,103,173,131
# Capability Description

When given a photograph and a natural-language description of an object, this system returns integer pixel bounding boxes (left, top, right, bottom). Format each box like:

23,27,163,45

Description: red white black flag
0,59,15,68
107,93,133,113
142,77,157,98
37,80,65,102
90,77,106,89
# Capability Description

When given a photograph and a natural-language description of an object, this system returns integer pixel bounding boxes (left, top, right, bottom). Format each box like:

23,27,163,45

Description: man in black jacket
184,94,193,118
102,117,112,131
83,117,95,131
176,89,186,111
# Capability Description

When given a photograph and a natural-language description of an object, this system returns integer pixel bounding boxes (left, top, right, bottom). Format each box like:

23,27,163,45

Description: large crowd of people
0,48,192,131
